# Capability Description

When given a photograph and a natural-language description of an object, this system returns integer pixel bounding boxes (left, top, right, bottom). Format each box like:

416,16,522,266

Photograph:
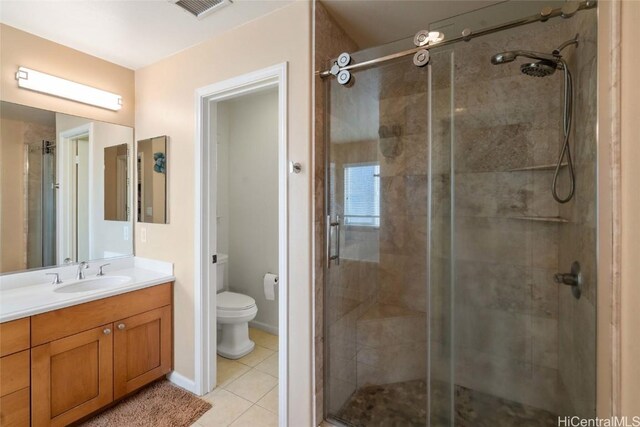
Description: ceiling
320,0,503,50
0,0,292,70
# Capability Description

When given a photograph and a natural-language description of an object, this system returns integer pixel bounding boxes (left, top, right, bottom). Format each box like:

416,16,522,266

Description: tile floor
193,328,279,427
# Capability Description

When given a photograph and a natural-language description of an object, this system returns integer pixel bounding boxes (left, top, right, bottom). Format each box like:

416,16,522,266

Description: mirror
0,101,134,274
137,136,168,224
104,144,129,221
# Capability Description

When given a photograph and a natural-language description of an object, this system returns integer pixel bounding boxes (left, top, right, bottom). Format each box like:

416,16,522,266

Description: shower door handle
327,215,341,267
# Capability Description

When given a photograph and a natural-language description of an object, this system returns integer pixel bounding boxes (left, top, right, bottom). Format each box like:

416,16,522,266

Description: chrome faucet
97,263,110,276
45,273,63,285
76,261,89,280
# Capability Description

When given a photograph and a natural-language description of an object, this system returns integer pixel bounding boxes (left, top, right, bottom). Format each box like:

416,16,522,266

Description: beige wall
0,24,134,127
0,107,56,273
0,117,27,272
134,2,313,425
620,0,640,417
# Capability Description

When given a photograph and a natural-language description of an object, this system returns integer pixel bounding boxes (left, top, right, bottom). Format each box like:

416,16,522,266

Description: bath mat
80,380,211,427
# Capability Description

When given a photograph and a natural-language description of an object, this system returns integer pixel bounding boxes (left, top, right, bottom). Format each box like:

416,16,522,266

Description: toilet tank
216,253,228,291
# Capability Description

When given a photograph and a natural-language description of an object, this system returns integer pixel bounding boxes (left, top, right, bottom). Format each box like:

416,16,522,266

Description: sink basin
53,276,131,293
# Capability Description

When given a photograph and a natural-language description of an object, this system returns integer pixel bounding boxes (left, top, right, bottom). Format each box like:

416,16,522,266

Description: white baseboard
249,320,279,336
167,371,198,394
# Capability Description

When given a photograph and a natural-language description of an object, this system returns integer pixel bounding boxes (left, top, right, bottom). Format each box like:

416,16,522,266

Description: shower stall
320,1,597,425
26,139,57,269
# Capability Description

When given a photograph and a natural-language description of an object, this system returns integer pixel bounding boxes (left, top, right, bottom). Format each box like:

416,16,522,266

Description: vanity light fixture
15,67,123,111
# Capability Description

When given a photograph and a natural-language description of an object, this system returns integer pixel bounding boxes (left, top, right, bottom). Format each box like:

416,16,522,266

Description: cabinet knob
103,328,111,335
117,323,126,330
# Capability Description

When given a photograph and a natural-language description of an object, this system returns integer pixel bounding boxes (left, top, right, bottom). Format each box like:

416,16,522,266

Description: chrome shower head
520,60,558,77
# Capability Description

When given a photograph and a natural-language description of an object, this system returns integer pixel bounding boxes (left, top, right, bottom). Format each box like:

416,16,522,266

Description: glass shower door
323,1,597,425
432,2,598,424
427,46,455,426
324,50,454,426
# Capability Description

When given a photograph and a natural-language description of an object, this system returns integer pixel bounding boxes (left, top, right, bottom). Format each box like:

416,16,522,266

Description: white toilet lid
217,291,256,310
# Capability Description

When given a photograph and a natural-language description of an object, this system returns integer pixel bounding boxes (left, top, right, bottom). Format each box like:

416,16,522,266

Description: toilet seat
217,291,256,310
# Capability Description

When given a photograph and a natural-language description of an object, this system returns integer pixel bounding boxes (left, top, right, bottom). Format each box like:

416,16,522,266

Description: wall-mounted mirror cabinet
136,136,168,224
0,101,134,274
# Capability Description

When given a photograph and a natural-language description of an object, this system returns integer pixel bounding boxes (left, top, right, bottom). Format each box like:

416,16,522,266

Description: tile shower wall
449,10,597,415
366,60,429,388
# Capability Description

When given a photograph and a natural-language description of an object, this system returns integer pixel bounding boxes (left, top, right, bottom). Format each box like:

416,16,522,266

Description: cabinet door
32,324,113,427
113,306,172,399
0,388,30,427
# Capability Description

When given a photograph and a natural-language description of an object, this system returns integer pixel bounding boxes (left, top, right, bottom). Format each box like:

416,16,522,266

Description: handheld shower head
490,50,559,66
490,36,579,76
491,51,517,65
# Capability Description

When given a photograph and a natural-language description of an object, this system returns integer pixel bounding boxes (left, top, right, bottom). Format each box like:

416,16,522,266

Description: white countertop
0,257,175,323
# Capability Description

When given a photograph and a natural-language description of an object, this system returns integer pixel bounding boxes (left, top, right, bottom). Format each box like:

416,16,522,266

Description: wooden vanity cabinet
31,325,114,427
0,318,31,427
0,282,173,427
114,305,172,399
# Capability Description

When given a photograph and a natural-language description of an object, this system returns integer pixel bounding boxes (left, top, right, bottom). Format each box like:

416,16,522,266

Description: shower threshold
331,380,557,427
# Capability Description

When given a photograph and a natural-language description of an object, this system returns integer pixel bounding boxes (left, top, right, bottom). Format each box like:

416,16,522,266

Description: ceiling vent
172,0,232,19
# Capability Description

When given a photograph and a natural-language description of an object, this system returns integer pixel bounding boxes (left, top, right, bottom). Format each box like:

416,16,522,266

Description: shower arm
554,34,580,55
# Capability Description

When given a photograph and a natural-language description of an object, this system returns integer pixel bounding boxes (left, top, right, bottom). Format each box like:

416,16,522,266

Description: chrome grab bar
326,215,341,267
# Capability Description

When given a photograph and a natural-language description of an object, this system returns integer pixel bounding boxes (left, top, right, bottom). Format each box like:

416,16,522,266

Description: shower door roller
413,49,430,67
337,52,352,67
337,70,352,85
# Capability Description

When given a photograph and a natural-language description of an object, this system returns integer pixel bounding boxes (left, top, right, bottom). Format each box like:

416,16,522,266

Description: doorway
58,124,93,264
193,63,288,424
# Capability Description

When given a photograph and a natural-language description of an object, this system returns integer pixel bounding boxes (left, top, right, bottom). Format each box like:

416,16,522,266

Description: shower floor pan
333,380,557,427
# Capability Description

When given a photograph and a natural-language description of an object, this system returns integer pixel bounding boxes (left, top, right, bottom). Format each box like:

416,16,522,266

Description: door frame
192,63,288,422
57,123,93,264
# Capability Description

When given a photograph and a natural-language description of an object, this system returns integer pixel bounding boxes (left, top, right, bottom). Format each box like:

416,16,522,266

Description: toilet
216,254,258,359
